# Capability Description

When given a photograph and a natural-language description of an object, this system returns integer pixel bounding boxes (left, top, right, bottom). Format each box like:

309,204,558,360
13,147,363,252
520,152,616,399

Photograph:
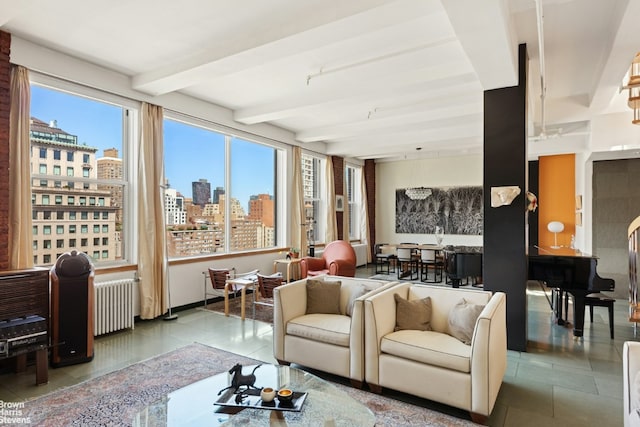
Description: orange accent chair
300,240,357,278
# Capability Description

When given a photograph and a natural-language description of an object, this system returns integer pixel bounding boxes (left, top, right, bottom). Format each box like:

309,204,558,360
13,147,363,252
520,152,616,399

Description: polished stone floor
0,265,634,426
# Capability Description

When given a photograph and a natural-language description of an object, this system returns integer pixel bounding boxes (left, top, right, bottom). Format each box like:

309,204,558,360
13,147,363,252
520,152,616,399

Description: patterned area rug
22,343,477,426
201,294,274,323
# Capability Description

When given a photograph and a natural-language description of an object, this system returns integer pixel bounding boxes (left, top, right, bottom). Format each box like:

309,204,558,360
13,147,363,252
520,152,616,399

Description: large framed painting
395,186,483,235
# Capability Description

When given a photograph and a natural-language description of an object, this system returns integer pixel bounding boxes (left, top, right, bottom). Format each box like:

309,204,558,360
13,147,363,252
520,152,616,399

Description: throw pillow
345,284,368,317
448,298,485,345
306,279,342,314
394,293,432,331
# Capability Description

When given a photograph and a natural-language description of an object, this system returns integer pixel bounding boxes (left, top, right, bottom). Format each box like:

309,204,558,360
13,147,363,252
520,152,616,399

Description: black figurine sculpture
217,363,263,395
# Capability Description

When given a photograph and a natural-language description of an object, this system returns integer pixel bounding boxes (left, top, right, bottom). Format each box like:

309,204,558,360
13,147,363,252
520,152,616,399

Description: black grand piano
528,246,615,337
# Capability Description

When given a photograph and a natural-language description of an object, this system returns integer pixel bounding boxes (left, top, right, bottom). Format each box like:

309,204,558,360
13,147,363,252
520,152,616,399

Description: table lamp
547,221,564,248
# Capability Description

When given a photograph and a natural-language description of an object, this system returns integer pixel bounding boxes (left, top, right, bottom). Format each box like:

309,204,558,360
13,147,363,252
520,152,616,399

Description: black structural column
483,44,528,352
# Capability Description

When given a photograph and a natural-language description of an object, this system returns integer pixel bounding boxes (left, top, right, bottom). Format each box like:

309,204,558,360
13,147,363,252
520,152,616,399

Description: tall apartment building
301,154,320,242
301,155,316,200
30,117,118,265
96,148,123,221
192,178,211,208
229,219,263,251
212,186,224,204
248,194,274,227
164,188,187,225
96,148,124,258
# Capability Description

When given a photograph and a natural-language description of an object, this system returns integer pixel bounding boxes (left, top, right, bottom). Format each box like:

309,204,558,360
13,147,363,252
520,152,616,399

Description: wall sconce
490,186,521,207
547,221,564,248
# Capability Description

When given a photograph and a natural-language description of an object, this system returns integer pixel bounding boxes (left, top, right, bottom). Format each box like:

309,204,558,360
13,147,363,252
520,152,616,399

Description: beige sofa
273,275,397,387
624,341,640,427
363,283,507,424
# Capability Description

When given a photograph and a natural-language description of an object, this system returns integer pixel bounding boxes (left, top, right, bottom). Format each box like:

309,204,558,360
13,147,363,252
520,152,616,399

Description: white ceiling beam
329,134,482,159
296,97,482,142
310,113,481,143
327,119,482,150
131,0,436,95
234,65,477,124
441,0,518,90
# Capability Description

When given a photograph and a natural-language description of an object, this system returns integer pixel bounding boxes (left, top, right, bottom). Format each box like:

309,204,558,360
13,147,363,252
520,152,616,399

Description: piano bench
585,293,615,339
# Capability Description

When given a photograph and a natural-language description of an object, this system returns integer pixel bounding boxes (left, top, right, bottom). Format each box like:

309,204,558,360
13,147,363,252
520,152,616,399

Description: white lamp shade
547,221,565,233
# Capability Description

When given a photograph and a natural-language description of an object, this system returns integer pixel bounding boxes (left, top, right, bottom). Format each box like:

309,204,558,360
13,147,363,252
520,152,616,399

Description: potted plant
289,247,300,259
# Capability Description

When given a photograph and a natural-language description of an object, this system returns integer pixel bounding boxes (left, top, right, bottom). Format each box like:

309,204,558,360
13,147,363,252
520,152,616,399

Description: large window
345,164,362,240
163,118,278,258
30,84,127,266
301,153,325,244
230,137,275,252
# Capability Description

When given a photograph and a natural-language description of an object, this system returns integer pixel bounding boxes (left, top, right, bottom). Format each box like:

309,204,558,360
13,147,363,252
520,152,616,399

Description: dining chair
374,243,396,274
254,272,285,321
396,246,418,280
419,247,443,283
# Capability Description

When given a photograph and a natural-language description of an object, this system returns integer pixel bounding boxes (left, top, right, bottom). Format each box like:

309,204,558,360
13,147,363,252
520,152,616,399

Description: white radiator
94,279,135,336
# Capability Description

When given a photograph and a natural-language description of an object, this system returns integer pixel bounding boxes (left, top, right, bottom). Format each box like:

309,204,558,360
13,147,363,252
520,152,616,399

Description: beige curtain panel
8,65,34,270
137,103,167,319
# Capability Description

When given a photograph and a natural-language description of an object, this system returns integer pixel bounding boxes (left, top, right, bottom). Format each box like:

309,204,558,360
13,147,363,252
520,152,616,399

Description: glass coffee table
132,364,375,426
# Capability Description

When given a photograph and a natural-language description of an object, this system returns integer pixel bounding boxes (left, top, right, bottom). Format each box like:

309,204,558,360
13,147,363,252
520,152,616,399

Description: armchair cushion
306,278,341,314
448,298,485,345
381,329,471,373
287,313,351,347
394,294,432,331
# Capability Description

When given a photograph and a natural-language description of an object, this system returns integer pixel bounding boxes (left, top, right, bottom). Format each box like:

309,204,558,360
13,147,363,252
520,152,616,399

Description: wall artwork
395,186,483,235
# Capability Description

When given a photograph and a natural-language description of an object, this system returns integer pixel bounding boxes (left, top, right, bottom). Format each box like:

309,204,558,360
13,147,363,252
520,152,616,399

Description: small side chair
254,272,285,321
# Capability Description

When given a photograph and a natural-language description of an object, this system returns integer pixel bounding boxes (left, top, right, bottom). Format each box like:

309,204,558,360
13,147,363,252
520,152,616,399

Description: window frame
345,163,362,241
162,111,288,259
29,75,137,268
301,151,327,245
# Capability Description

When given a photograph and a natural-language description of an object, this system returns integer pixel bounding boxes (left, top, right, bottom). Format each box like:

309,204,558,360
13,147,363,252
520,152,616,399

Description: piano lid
528,245,596,259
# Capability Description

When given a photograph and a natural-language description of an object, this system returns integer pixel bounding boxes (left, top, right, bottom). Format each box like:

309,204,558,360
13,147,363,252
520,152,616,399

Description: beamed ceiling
2,0,640,160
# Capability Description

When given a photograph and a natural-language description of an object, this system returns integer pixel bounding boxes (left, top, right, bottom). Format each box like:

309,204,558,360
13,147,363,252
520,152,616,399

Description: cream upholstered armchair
300,240,357,278
273,275,397,388
364,282,507,424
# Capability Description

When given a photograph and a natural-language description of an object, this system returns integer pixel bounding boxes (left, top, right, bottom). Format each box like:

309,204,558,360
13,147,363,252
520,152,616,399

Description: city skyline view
30,85,275,211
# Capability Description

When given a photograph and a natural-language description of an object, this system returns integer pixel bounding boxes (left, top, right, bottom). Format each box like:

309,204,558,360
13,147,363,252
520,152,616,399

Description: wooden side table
224,278,257,320
273,258,302,282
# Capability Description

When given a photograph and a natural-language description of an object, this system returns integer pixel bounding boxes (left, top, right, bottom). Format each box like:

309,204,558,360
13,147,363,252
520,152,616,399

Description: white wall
375,154,484,247
591,112,640,152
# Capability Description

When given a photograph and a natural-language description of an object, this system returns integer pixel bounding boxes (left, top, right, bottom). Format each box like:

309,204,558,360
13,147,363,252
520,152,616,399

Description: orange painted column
538,154,575,248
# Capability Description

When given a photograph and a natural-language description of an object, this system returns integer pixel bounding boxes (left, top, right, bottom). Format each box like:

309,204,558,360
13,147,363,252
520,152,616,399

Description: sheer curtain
290,146,307,254
137,103,167,319
325,156,337,242
359,166,371,263
8,65,33,270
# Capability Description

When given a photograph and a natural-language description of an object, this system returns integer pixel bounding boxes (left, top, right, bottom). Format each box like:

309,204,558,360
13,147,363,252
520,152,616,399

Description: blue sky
30,85,275,210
